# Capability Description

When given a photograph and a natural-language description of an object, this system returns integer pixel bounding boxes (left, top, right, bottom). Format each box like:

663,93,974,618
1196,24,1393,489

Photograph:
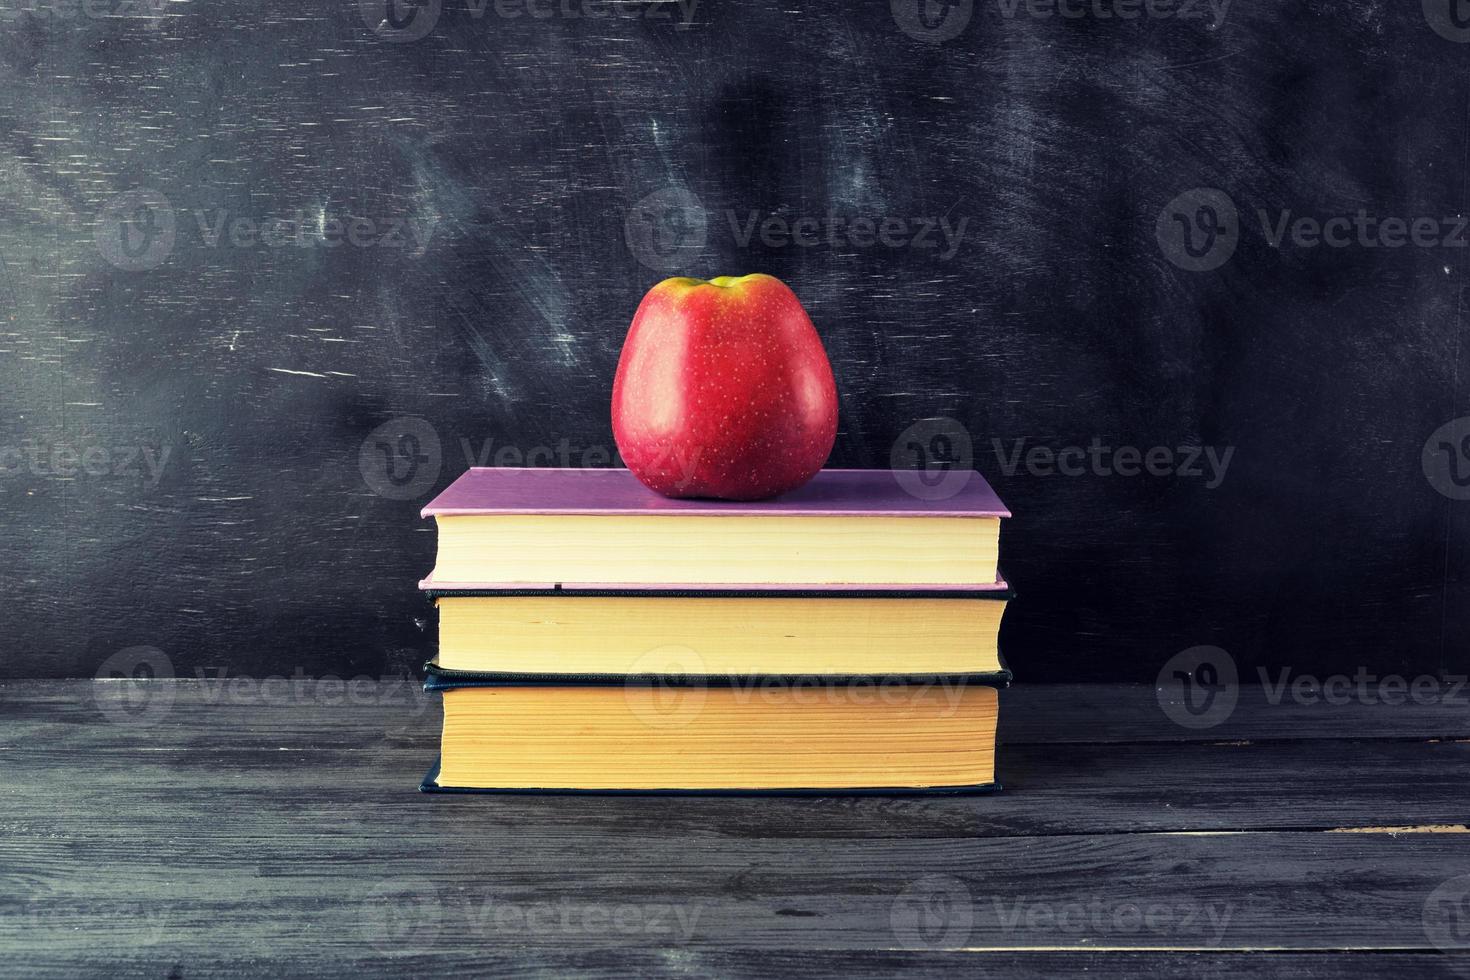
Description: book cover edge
421,661,1014,690
419,757,1003,797
421,467,1011,519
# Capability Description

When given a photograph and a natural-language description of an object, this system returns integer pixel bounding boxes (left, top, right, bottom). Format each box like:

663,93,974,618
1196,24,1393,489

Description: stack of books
417,467,1011,794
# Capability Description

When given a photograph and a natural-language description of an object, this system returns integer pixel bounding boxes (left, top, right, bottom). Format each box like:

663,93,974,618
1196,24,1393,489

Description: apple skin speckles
611,273,838,501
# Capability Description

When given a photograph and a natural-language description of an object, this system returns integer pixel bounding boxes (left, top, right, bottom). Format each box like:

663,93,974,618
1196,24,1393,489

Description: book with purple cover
423,466,1010,518
420,467,1009,592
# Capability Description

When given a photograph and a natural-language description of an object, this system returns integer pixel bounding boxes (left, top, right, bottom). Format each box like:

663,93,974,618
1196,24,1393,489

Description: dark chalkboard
0,0,1465,682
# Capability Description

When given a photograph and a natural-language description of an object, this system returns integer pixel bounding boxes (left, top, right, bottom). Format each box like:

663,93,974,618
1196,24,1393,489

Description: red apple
612,274,838,500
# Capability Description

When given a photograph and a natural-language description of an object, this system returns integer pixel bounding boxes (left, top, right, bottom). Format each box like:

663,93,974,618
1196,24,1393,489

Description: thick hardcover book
420,467,1009,590
423,585,1013,676
420,663,1007,795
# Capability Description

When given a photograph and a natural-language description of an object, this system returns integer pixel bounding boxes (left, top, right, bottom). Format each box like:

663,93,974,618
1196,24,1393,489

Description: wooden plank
2,740,1466,841
6,680,1467,751
1004,684,1470,745
3,831,1468,953
3,950,1467,980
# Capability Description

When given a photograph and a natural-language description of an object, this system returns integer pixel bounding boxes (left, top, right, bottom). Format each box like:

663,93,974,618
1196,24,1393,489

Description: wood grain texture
3,740,1468,841
9,680,1468,752
3,680,1470,978
6,825,1470,951
0,2,1465,681
5,951,1469,980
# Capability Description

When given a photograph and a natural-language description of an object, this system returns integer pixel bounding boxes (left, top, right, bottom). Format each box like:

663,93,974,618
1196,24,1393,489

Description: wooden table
4,679,1468,977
